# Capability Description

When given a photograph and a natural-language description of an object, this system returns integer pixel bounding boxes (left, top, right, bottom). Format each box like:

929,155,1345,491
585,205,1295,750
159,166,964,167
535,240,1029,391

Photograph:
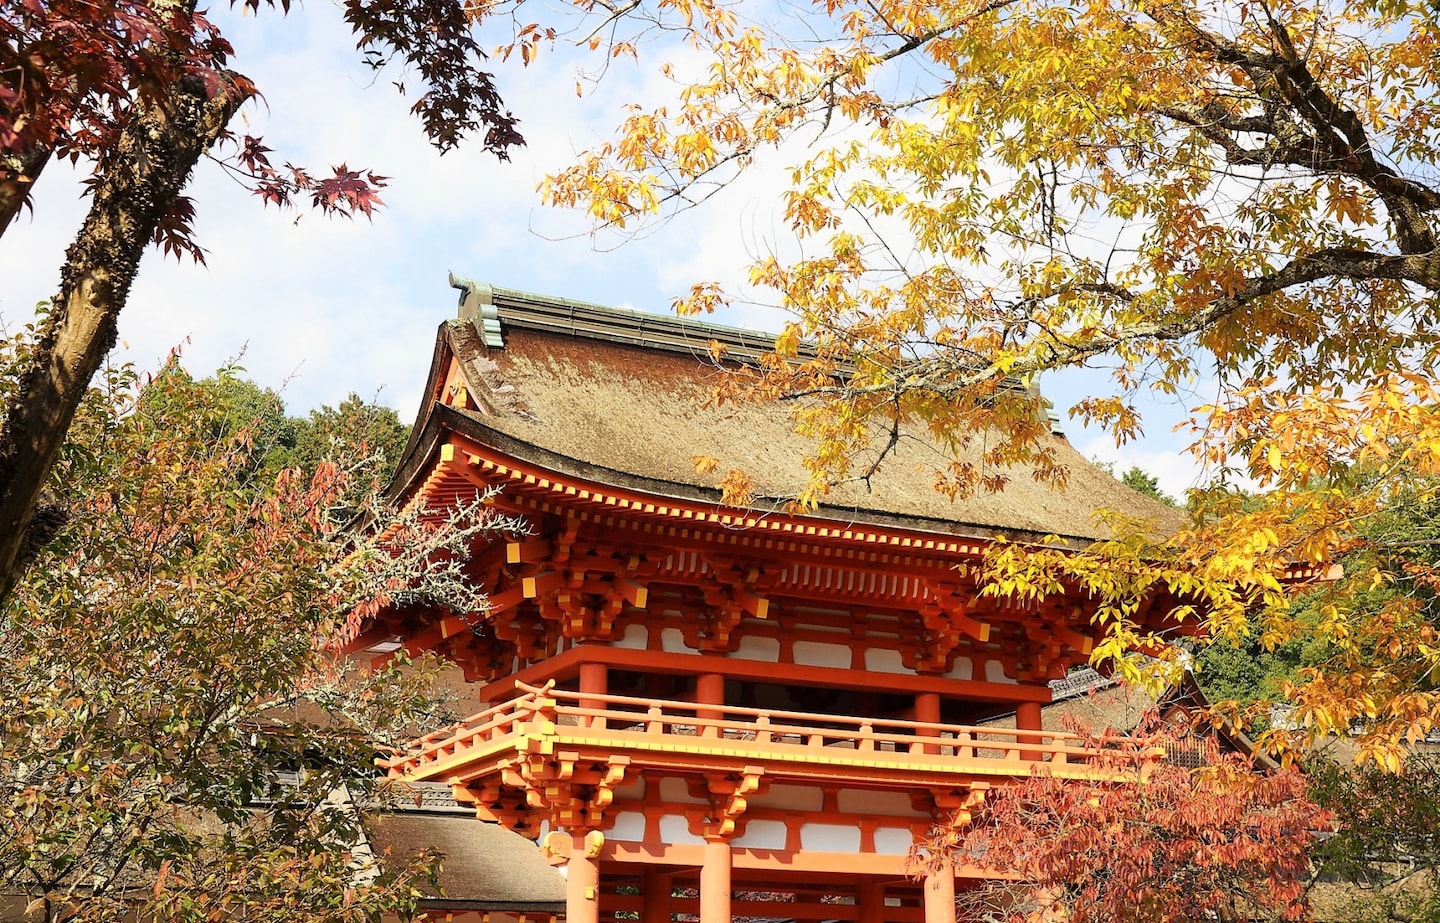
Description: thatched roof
367,804,565,911
392,281,1181,544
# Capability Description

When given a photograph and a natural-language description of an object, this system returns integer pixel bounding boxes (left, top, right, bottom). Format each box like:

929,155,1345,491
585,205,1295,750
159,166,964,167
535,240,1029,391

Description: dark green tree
1119,466,1179,509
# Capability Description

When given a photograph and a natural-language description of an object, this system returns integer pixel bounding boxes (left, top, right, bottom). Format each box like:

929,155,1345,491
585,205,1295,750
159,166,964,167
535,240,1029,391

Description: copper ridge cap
448,273,780,363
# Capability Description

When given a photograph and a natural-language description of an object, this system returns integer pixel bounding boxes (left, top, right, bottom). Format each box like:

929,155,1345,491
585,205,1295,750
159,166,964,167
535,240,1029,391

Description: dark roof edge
449,273,779,363
420,899,566,912
424,402,1106,547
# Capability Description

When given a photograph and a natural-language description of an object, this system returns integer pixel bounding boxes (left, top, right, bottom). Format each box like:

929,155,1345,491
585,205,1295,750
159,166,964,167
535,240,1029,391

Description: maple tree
915,728,1326,923
0,340,507,921
0,0,524,603
449,0,1440,757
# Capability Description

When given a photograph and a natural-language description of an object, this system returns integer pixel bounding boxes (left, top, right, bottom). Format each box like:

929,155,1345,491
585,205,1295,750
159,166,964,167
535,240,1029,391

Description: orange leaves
672,280,730,316
717,468,756,506
494,22,555,66
926,726,1327,923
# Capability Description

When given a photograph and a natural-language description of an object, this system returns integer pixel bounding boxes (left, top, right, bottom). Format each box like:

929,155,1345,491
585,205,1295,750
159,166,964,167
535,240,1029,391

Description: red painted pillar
579,661,608,728
1016,700,1044,762
858,879,885,923
696,672,725,737
566,834,600,923
642,865,672,921
924,865,956,923
915,691,941,755
700,837,732,923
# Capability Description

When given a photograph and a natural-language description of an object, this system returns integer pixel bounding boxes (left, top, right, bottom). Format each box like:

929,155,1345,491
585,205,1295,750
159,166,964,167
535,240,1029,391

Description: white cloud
0,1,1199,500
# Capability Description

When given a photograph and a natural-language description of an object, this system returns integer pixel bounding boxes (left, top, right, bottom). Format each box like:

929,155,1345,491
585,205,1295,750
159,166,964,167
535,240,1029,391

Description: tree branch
0,72,249,605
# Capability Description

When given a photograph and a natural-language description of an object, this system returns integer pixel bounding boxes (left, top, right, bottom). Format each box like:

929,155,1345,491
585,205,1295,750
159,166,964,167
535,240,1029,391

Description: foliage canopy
465,0,1440,758
0,346,498,921
918,728,1325,923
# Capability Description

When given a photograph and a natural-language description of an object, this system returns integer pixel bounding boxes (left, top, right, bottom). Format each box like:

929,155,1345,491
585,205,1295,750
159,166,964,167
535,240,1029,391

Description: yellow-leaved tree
477,0,1440,763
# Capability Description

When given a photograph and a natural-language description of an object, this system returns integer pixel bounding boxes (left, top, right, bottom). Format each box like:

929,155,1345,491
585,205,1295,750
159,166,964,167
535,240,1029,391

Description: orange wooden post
566,834,600,923
642,865,671,921
924,866,956,923
700,837,732,923
915,691,941,756
1016,700,1044,762
697,672,725,737
579,661,608,729
858,879,885,923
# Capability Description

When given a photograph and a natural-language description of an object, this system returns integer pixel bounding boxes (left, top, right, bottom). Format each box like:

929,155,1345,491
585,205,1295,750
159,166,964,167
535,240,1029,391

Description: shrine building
357,279,1184,923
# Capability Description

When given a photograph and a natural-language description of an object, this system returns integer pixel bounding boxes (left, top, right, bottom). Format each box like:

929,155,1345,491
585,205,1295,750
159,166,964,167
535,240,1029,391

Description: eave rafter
372,435,1186,675
432,434,999,559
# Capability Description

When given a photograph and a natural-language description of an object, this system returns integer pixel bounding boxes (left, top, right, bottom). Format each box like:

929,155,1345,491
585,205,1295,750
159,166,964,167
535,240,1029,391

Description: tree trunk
0,146,54,236
0,73,247,604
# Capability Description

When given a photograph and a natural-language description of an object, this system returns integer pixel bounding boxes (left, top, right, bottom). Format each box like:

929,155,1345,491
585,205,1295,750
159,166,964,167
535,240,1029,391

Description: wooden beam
484,570,566,616
507,539,553,564
478,644,1055,704
617,577,648,609
1051,625,1094,656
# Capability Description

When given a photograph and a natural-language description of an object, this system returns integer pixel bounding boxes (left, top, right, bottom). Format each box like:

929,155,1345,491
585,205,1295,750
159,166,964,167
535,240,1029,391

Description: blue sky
0,1,1209,500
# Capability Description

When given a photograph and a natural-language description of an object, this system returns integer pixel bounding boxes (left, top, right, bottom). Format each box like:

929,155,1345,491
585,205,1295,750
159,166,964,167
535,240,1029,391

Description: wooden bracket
510,753,631,834
931,783,989,827
687,766,765,839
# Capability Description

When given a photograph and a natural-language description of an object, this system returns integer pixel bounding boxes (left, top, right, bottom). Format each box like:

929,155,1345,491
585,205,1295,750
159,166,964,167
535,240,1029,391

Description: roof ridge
449,274,780,362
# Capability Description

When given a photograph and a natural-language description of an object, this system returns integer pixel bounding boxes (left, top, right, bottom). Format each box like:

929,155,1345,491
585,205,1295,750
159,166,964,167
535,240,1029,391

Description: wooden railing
385,681,1154,779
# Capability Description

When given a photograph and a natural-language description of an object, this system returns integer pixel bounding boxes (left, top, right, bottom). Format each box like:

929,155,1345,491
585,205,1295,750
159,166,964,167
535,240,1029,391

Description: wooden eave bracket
923,581,992,643
931,783,989,827
688,766,765,839
1050,623,1095,656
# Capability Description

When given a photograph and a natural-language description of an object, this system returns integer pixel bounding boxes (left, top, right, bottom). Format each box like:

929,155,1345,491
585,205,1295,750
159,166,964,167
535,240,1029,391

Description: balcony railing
386,681,1156,785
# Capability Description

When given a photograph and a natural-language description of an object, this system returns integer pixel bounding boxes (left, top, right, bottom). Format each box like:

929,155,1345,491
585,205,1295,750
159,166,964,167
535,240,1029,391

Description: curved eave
389,401,1110,555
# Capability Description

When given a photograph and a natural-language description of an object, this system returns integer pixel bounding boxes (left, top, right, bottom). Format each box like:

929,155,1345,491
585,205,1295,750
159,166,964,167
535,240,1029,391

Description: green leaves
0,357,466,922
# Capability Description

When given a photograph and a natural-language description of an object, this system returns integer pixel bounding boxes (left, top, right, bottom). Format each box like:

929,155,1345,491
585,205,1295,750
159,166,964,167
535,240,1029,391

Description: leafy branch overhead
0,0,527,604
461,0,1440,755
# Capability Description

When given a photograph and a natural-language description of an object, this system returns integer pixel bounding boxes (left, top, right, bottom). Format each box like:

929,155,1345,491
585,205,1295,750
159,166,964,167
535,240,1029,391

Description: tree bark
0,73,246,604
0,146,54,236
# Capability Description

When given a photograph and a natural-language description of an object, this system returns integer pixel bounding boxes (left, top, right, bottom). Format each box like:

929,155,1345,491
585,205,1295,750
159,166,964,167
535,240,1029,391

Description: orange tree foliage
0,347,505,921
464,0,1440,761
916,731,1327,923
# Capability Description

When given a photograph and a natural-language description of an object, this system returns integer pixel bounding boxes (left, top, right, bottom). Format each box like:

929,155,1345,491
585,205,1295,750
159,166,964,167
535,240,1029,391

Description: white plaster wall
802,822,862,852
658,776,708,805
608,810,647,843
731,819,788,850
836,789,923,817
792,640,851,669
985,659,1018,684
613,777,646,800
658,814,705,846
873,827,915,855
748,784,823,812
661,627,688,653
726,635,781,662
612,623,648,650
864,648,907,674
945,656,974,680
